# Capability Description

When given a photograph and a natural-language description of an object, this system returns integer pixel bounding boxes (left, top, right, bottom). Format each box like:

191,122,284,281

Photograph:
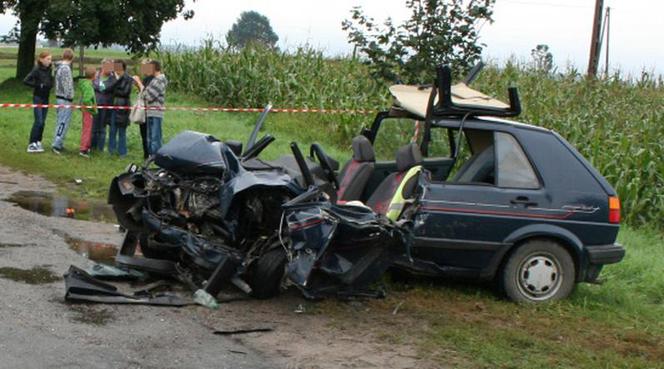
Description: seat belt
386,165,422,221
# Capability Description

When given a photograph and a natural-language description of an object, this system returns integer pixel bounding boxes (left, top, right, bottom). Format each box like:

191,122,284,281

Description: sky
0,0,661,76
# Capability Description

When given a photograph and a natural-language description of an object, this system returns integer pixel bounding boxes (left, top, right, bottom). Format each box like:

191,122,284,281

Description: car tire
249,247,287,299
500,239,575,303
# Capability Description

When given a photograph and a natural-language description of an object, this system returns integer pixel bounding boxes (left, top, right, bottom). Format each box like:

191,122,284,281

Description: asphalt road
0,166,275,369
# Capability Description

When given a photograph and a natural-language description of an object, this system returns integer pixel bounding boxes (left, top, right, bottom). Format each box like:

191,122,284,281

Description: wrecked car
106,105,393,303
104,63,625,304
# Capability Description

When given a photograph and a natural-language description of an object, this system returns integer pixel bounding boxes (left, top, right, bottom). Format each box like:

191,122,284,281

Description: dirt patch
198,292,428,369
69,305,116,326
0,266,61,284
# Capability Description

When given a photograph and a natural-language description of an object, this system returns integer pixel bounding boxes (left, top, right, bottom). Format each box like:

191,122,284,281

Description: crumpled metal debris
87,263,145,280
64,265,191,307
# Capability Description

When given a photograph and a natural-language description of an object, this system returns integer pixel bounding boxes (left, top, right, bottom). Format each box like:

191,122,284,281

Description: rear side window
495,132,539,189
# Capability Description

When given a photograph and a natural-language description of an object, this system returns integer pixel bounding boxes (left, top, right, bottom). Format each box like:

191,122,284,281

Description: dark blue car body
362,114,625,286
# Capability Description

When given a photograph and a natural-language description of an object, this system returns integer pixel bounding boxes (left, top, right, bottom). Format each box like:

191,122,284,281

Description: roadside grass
0,53,662,368
0,62,352,199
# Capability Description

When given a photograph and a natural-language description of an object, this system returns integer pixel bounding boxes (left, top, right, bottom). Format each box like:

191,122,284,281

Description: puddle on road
70,305,115,326
64,235,118,263
6,190,115,223
0,266,60,284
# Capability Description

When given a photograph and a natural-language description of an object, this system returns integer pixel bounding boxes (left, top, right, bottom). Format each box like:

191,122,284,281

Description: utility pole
587,0,604,78
604,7,611,77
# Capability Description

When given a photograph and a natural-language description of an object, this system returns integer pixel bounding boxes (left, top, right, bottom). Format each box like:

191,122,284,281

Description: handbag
129,90,146,124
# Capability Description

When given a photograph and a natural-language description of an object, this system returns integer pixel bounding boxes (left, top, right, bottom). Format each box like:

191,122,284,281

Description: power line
500,0,591,9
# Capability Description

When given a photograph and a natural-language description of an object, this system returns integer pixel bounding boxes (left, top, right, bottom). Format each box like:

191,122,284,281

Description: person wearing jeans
52,49,75,154
132,60,154,159
92,59,117,152
108,112,128,156
142,60,168,155
108,60,134,157
23,51,53,153
146,116,163,154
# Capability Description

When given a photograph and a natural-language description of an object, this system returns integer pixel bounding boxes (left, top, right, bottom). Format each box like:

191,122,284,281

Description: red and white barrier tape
0,103,373,115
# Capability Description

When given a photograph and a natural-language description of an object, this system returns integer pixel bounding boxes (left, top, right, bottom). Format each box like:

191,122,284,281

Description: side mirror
225,140,243,156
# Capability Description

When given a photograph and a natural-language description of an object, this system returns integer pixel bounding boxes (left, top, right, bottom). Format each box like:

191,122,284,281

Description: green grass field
0,57,353,200
0,51,662,369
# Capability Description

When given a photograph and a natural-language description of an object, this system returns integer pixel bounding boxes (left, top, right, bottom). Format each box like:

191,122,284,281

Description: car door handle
510,196,538,207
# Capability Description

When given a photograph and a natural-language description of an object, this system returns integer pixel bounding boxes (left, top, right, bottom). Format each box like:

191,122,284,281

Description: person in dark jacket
91,59,117,152
108,60,134,157
23,51,53,153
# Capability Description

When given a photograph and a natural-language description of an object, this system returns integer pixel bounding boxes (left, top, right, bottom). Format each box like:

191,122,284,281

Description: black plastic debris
213,327,274,336
64,265,191,307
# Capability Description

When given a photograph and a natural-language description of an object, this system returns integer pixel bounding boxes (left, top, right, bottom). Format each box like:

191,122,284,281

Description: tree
531,44,553,73
0,22,20,43
0,0,49,79
0,0,194,79
226,11,279,50
342,0,495,84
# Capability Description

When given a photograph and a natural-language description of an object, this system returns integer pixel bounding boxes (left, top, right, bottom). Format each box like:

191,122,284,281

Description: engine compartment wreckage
65,64,623,307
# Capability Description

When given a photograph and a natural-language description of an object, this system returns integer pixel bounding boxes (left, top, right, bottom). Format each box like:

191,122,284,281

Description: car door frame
361,110,456,200
410,124,556,278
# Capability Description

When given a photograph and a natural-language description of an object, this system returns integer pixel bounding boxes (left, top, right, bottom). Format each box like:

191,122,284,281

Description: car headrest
396,143,422,172
351,135,375,162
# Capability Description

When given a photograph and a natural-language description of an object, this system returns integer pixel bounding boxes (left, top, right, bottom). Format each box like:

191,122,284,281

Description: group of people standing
22,49,168,159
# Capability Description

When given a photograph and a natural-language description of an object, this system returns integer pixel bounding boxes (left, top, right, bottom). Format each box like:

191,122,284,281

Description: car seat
336,135,376,202
366,143,423,220
452,145,495,184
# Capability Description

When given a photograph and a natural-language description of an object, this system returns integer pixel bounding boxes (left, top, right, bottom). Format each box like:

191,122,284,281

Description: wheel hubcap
517,254,561,301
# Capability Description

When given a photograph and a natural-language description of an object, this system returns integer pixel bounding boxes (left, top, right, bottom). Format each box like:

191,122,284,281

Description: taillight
608,196,621,224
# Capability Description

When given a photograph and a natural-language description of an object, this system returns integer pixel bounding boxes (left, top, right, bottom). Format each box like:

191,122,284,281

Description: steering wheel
310,143,339,189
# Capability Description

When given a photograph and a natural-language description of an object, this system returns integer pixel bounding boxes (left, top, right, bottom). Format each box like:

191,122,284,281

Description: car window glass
426,127,451,157
495,132,539,189
447,129,495,185
373,118,422,160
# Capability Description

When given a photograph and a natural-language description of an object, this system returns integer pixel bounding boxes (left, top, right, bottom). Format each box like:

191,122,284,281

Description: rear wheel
249,247,287,299
501,239,575,303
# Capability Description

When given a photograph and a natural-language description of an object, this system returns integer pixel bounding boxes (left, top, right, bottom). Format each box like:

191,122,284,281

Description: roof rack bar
432,64,521,118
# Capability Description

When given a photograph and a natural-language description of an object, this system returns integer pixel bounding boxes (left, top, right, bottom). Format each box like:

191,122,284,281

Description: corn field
160,41,663,229
160,39,388,138
476,63,664,229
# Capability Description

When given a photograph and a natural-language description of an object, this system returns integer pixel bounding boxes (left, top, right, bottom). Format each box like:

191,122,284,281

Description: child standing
79,67,97,158
51,48,75,154
23,51,53,153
